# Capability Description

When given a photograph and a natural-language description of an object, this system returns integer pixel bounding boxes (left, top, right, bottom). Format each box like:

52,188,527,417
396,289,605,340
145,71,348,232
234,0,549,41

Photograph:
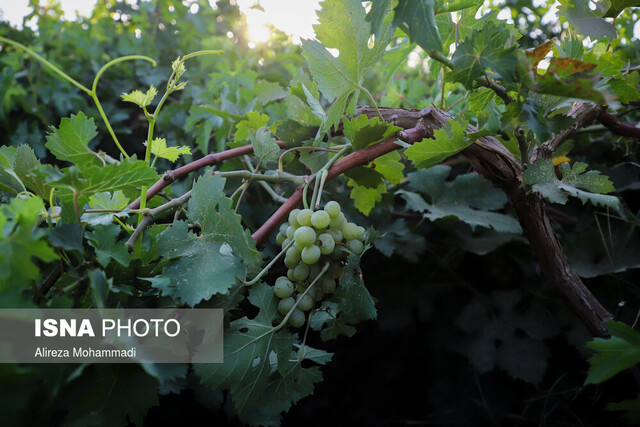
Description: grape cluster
273,201,366,327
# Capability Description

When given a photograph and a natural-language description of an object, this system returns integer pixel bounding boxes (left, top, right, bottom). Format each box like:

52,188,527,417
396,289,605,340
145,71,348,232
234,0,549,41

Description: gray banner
0,309,223,363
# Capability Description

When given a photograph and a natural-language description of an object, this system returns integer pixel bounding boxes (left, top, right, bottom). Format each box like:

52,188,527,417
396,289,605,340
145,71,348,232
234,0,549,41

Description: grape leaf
44,112,102,170
149,137,191,163
232,111,275,148
560,0,617,40
63,364,159,427
195,283,322,420
607,394,640,424
13,145,54,199
607,74,640,104
187,172,262,274
371,151,405,184
342,115,401,150
250,127,280,169
456,290,559,385
302,0,392,133
374,218,427,262
445,21,519,89
155,220,245,306
366,0,392,39
393,0,442,53
0,151,24,194
399,166,522,233
585,320,640,384
405,118,472,169
86,224,131,268
82,190,131,226
121,85,158,109
50,158,159,223
347,178,386,215
534,58,607,104
0,196,57,290
603,0,640,17
344,166,385,189
526,40,555,69
48,223,84,254
522,160,620,208
468,88,496,114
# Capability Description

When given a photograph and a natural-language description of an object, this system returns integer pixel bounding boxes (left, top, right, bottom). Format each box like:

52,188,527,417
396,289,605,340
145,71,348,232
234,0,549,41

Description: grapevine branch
127,140,288,209
597,109,640,138
256,105,615,339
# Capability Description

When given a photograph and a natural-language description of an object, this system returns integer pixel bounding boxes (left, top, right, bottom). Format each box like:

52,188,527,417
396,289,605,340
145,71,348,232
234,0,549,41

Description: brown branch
127,140,288,209
531,102,601,163
260,105,612,338
251,127,427,245
598,109,640,138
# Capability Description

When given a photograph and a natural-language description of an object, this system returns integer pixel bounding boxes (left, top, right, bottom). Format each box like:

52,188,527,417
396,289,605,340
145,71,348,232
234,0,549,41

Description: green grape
281,238,291,248
285,253,299,269
324,201,341,218
317,233,335,255
342,222,359,241
286,225,295,240
296,294,314,311
287,269,296,281
286,244,302,263
311,210,331,229
327,263,343,280
308,263,322,280
278,297,295,315
314,289,325,302
288,209,301,227
321,277,336,294
279,222,289,236
301,245,321,264
288,309,306,327
356,226,366,240
329,212,346,229
293,263,310,281
327,228,343,242
294,226,316,247
297,209,313,226
275,233,286,245
274,277,295,298
304,284,316,300
346,239,364,255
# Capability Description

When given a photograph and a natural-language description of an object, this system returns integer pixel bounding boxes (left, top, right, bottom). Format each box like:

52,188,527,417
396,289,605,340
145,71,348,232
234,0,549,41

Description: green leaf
374,219,427,262
344,166,385,188
44,112,102,170
187,172,262,274
0,151,25,194
366,0,392,39
155,220,245,306
64,364,159,427
302,0,392,132
88,190,129,210
456,290,558,385
607,73,640,104
468,88,496,113
535,58,607,104
51,158,159,222
0,196,58,289
522,160,620,209
347,178,386,215
607,393,640,424
372,151,405,184
250,127,280,169
149,138,191,163
445,21,519,89
342,115,401,150
560,0,617,40
195,283,322,420
399,165,523,233
603,0,640,17
437,6,495,50
585,320,640,384
393,0,442,53
48,223,84,254
232,111,274,147
405,118,472,169
86,224,131,268
121,85,158,109
13,145,54,199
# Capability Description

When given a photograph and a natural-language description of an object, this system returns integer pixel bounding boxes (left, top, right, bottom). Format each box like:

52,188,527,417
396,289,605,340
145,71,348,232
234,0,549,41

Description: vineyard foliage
1,0,640,425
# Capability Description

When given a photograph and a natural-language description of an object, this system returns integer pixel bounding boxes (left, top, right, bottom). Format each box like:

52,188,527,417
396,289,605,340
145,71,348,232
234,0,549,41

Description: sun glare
237,0,321,45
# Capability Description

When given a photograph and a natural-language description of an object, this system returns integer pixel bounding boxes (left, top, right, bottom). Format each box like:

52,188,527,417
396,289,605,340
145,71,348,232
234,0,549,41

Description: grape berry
271,201,367,328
